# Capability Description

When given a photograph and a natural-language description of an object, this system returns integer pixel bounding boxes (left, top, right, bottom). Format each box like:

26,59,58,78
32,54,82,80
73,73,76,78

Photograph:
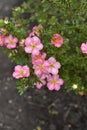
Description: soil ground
0,0,87,130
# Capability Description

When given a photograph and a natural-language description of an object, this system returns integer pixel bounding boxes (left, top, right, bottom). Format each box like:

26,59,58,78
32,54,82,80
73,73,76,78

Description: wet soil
0,0,87,130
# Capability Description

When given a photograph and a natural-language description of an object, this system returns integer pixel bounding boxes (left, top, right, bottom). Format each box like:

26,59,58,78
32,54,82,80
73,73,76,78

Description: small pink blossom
25,36,43,55
32,25,41,32
0,35,5,46
47,75,64,91
34,77,46,89
81,42,87,54
19,39,25,47
13,65,30,79
32,52,46,64
32,25,42,36
29,25,42,37
33,60,49,79
51,33,63,48
5,35,18,49
34,82,43,89
40,78,46,85
48,57,61,75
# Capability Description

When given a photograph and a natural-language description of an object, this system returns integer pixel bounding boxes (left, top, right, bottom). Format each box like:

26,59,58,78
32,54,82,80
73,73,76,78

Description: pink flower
34,82,43,89
81,42,87,54
34,77,46,89
33,60,49,79
19,39,25,47
32,25,41,32
32,52,46,64
51,33,63,48
0,35,5,46
13,65,30,79
47,75,64,91
29,25,42,37
48,57,61,75
40,78,46,85
5,35,18,49
25,36,43,55
32,25,42,36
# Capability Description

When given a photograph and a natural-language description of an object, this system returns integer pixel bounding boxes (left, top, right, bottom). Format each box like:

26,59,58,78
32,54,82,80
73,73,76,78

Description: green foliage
0,0,87,95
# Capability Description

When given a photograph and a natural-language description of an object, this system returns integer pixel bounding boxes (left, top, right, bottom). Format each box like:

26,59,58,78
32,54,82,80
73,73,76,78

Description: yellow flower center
50,63,54,68
38,65,43,70
31,43,36,49
37,55,42,60
9,39,13,44
53,38,59,43
52,79,57,85
20,70,25,76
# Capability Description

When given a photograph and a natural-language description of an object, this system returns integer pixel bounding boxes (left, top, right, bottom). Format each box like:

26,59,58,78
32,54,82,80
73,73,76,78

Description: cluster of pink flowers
0,34,18,49
23,28,64,91
1,26,87,91
32,53,64,90
0,26,66,91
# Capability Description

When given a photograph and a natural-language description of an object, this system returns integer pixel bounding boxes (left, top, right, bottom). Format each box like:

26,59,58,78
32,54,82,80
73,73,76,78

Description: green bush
0,0,87,95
